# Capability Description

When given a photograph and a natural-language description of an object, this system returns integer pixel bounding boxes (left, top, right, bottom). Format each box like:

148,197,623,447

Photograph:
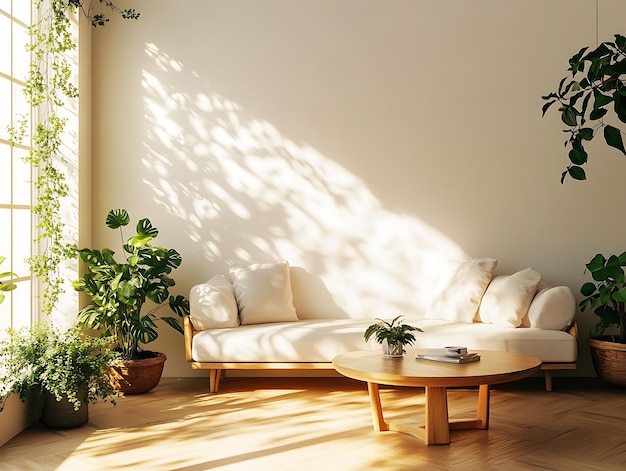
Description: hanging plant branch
542,34,626,183
68,0,140,27
8,0,139,316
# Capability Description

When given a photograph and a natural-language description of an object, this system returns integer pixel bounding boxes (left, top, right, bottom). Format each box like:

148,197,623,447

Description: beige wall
91,0,626,377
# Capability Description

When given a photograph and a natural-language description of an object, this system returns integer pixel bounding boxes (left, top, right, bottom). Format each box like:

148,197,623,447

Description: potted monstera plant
364,316,422,358
73,209,190,394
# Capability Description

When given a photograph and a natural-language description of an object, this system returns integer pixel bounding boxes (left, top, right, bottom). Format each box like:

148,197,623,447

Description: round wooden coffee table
332,349,541,445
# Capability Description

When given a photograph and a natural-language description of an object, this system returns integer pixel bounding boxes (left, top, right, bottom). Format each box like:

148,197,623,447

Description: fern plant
0,322,119,412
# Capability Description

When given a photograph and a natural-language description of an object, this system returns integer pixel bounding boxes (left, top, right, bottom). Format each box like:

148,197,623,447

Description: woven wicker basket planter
108,352,167,395
589,338,626,387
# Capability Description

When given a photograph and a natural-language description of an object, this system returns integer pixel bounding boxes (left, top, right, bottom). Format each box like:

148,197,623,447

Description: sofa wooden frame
184,316,578,393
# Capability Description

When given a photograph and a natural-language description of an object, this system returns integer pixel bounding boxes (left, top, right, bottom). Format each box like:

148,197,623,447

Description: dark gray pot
40,389,89,429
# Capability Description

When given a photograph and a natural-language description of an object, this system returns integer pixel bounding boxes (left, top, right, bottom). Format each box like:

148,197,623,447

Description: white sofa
184,259,578,392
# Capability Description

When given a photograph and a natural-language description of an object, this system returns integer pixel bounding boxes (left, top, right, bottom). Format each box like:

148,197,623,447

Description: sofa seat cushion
408,319,578,363
191,318,577,364
191,319,377,363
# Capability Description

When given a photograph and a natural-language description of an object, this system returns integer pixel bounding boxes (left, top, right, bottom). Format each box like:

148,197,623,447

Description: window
0,1,34,337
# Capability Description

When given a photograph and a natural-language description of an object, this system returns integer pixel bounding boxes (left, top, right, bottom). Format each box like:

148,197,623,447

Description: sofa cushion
230,261,299,325
479,267,542,328
192,319,376,362
526,285,576,330
425,258,497,323
189,275,239,330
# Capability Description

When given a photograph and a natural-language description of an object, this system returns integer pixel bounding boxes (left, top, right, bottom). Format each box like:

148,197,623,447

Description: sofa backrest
189,261,577,331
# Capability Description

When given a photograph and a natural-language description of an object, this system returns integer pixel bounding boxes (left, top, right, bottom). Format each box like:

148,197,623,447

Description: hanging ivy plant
8,0,139,316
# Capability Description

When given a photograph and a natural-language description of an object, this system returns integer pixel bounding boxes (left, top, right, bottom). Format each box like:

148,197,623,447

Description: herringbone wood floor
1,375,625,470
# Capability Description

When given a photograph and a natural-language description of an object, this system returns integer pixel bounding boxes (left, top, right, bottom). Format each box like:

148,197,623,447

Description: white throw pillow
189,274,239,330
425,258,498,323
479,267,542,328
527,286,576,330
230,261,299,325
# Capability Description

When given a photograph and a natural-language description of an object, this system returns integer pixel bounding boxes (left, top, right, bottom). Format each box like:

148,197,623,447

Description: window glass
12,208,30,276
0,15,9,75
13,146,31,205
0,0,33,341
12,0,30,24
0,145,9,204
13,21,29,80
0,76,10,134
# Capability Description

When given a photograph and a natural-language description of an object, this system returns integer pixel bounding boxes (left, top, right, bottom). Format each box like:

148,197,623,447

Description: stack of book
415,348,480,364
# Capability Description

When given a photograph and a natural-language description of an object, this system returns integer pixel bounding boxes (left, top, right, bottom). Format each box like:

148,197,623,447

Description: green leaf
106,209,130,229
568,166,586,181
580,282,597,296
130,218,158,247
169,295,190,317
568,148,587,165
541,100,556,117
586,253,607,272
161,317,183,334
579,127,594,140
561,106,578,126
117,280,137,302
614,89,626,123
582,43,611,62
613,286,626,303
603,125,626,155
569,46,589,72
593,89,613,110
589,107,608,120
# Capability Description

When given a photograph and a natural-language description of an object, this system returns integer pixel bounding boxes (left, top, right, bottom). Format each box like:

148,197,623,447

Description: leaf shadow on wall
139,42,467,319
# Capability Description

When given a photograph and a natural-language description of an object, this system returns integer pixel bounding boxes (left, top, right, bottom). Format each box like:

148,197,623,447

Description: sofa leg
209,369,222,393
543,370,552,392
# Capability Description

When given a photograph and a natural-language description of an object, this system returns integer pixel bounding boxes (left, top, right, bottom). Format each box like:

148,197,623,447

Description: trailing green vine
8,0,139,316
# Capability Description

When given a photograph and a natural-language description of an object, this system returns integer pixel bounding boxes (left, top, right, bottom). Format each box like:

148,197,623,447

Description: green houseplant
542,34,626,183
364,316,422,357
543,34,626,386
0,322,118,428
579,252,626,386
0,256,17,305
73,209,190,393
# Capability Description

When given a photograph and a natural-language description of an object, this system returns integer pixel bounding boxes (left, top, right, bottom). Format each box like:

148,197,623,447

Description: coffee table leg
476,384,490,429
367,382,389,431
424,386,450,445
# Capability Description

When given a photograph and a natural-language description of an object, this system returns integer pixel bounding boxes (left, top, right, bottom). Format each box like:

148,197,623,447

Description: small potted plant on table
364,316,422,358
